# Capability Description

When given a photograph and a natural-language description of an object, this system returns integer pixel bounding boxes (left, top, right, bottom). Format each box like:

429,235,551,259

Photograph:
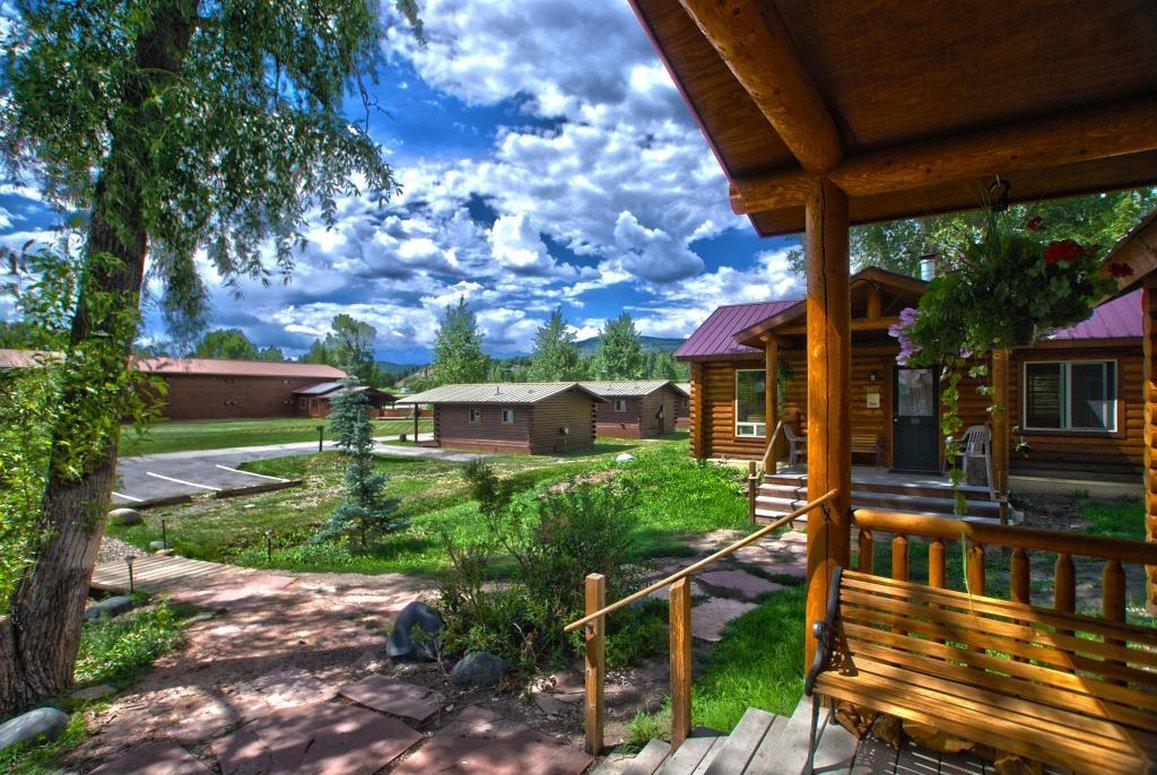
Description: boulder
84,595,133,622
108,508,143,526
148,540,167,552
386,601,445,662
0,708,69,752
615,453,635,463
450,652,506,689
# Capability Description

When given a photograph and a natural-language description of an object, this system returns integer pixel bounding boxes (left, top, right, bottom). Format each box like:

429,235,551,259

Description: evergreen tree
257,346,285,362
301,339,333,366
193,328,259,360
315,378,404,546
528,308,583,381
0,0,421,709
592,313,645,380
433,298,490,384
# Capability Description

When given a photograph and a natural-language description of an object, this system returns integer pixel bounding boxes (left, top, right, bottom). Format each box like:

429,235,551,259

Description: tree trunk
0,3,195,713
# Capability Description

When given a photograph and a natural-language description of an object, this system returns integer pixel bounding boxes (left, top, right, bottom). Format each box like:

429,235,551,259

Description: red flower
1025,216,1043,231
1043,240,1085,264
1107,262,1134,279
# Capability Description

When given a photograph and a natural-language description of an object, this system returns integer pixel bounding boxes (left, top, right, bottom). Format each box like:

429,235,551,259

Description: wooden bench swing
805,567,1157,774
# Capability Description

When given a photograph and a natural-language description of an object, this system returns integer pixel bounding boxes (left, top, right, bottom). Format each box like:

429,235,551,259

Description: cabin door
892,367,940,472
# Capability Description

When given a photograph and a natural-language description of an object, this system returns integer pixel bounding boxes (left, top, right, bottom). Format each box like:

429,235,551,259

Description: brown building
674,383,691,427
135,358,347,421
397,382,602,455
678,268,1142,479
580,380,685,438
293,381,397,418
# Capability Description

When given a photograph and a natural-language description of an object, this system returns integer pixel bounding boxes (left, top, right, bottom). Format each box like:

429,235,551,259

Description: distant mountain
574,335,686,355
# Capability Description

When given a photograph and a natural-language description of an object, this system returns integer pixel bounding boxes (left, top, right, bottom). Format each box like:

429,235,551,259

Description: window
469,408,482,423
734,369,766,437
501,409,515,424
1023,360,1116,432
614,399,628,412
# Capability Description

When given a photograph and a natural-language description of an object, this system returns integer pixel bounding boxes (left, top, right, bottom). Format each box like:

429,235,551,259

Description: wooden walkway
91,554,234,593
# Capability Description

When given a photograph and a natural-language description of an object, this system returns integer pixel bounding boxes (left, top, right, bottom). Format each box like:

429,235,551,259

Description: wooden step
755,491,998,519
618,738,672,775
656,728,725,775
703,708,776,774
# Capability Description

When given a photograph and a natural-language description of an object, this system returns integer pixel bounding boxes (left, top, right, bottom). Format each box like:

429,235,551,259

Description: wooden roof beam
731,96,1157,214
678,0,842,173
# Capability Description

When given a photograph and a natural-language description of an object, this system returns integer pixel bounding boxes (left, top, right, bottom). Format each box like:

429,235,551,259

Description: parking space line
145,471,222,491
112,491,144,502
214,464,289,482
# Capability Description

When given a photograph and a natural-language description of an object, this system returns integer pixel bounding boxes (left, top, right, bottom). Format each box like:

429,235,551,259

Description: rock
386,601,445,662
615,453,635,463
71,684,115,702
0,708,69,752
155,548,175,557
84,595,133,622
149,540,167,552
450,651,506,689
108,507,143,526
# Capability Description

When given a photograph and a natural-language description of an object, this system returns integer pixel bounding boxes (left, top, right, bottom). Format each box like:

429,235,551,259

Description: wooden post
928,539,946,589
967,544,986,596
747,461,758,523
891,534,909,582
866,285,882,320
804,179,852,671
1144,285,1157,614
1011,547,1030,604
583,574,605,756
690,362,707,459
669,576,693,750
765,336,779,455
991,349,1011,515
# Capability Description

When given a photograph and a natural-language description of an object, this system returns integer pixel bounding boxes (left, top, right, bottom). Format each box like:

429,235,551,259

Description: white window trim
469,408,481,423
734,368,767,438
501,408,515,424
1021,359,1118,433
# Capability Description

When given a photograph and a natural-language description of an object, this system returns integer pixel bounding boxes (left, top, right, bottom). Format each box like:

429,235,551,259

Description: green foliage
528,308,584,381
432,298,491,384
329,314,379,385
1078,498,1145,542
193,328,259,360
74,600,188,688
592,312,645,380
315,379,404,545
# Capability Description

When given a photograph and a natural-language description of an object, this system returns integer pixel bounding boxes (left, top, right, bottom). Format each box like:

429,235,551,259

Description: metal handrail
563,488,839,633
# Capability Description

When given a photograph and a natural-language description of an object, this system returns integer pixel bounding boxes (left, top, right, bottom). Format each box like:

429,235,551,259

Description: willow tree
0,0,420,710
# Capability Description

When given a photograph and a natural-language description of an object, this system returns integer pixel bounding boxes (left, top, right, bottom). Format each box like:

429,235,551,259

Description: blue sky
0,0,804,363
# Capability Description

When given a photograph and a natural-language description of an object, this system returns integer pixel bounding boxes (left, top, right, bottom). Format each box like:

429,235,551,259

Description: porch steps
756,473,1000,522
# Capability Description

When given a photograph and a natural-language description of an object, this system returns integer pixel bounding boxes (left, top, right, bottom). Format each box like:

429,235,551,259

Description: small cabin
293,381,397,419
396,383,602,455
579,380,685,438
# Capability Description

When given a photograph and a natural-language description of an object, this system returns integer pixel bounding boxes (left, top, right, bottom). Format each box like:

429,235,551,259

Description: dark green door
892,367,940,472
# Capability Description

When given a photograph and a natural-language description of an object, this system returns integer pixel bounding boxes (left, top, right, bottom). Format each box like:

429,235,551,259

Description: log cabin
677,268,1143,479
579,380,685,438
396,382,602,455
292,381,397,419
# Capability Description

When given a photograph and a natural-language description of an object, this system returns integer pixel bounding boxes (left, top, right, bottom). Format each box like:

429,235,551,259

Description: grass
120,416,432,456
1077,497,1145,541
624,583,807,748
0,598,193,773
108,433,750,577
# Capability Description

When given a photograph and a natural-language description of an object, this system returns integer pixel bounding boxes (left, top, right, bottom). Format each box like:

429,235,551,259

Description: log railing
760,420,786,474
564,489,839,755
852,508,1157,626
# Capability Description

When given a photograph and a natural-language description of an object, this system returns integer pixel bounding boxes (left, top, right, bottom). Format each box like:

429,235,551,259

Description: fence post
747,461,758,523
669,576,693,750
584,573,605,756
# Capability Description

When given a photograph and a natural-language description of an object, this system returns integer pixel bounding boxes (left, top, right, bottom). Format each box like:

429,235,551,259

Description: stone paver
690,598,758,642
393,706,593,775
88,740,213,774
213,701,422,774
339,675,447,721
696,569,783,599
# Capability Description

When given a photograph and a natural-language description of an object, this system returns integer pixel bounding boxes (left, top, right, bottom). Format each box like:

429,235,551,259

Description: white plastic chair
783,425,807,467
960,424,994,499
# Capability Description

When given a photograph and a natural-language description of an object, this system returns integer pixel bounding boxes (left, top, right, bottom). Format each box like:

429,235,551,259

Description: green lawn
120,417,432,456
108,433,751,577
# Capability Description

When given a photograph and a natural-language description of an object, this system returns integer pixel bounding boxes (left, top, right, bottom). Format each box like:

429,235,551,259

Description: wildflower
1043,240,1085,264
1025,216,1043,231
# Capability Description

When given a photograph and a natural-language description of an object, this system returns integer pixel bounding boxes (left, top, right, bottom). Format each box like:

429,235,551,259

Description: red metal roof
0,349,59,369
134,357,346,379
1047,287,1142,341
675,300,800,360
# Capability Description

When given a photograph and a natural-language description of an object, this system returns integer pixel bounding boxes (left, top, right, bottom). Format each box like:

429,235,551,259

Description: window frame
734,368,767,438
1021,359,1118,434
614,399,628,412
501,408,516,424
469,408,482,423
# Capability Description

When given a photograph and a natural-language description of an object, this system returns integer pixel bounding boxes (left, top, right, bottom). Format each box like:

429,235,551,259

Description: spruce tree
592,312,645,380
432,298,491,384
528,308,583,381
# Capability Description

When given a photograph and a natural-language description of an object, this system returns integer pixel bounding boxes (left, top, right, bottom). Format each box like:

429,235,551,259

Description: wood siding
595,389,680,438
530,392,597,454
432,392,596,455
160,374,323,420
688,342,1144,477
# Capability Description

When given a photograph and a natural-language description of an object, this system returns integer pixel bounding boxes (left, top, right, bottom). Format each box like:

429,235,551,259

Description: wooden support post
857,528,874,574
1011,547,1030,604
866,285,882,320
991,349,1011,516
967,544,986,596
892,534,909,582
1144,285,1157,614
583,574,605,756
804,179,852,672
690,362,707,459
669,576,693,750
747,461,758,524
765,336,779,454
1104,559,1127,679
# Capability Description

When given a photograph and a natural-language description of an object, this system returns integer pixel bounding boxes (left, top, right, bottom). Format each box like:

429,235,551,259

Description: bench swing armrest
804,566,843,697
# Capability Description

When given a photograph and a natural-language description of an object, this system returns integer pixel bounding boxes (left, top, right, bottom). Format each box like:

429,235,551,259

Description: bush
74,600,189,688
